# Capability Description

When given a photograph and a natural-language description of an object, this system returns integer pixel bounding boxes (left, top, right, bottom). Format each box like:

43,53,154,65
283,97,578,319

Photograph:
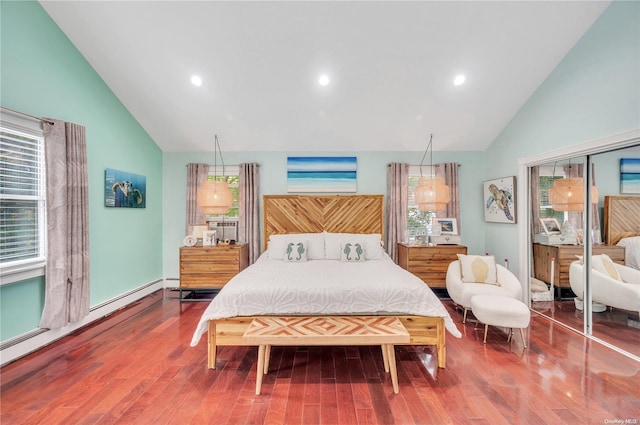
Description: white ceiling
39,1,610,153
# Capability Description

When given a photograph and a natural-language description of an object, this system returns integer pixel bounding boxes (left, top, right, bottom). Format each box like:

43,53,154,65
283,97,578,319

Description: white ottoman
470,295,531,348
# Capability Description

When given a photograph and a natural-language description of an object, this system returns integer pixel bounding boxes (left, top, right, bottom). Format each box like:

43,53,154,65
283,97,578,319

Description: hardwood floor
2,289,639,425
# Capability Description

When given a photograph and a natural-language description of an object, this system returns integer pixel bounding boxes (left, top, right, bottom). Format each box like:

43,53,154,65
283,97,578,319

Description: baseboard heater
0,279,163,354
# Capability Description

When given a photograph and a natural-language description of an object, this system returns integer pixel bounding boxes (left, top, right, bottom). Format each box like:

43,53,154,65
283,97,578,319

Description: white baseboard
0,279,165,367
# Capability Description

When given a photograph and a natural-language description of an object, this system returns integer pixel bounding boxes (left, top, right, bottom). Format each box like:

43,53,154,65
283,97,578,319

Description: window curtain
530,166,541,236
185,163,209,235
435,163,461,233
385,162,409,263
565,163,601,244
239,163,260,264
40,120,90,329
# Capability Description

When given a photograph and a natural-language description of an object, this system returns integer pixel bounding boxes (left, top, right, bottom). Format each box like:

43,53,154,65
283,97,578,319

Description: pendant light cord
419,133,433,178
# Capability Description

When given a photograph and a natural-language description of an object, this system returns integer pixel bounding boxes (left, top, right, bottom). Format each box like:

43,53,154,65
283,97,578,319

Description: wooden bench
242,316,410,395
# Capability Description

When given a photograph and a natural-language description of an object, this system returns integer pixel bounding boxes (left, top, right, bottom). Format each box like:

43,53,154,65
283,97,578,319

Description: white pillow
283,241,308,262
457,254,498,285
324,232,384,260
592,254,622,281
617,236,640,270
340,241,366,262
267,233,325,260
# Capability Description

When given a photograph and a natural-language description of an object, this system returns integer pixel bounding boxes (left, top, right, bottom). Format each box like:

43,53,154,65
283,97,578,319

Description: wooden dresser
179,243,249,301
397,243,467,288
532,243,625,288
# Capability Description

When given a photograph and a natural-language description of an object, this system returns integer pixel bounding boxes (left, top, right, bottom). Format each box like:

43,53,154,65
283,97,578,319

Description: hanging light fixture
414,134,450,212
548,164,598,212
197,134,233,215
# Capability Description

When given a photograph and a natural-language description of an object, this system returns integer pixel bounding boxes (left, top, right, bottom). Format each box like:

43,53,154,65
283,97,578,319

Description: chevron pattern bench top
242,316,410,346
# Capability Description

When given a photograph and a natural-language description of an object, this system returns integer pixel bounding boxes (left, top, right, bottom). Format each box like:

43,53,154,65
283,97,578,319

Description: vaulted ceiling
39,1,610,152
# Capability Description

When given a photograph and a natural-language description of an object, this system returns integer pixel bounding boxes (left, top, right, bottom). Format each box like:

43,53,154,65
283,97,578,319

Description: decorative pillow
283,241,308,262
592,254,622,281
340,242,366,262
267,233,325,260
457,254,498,285
325,232,384,260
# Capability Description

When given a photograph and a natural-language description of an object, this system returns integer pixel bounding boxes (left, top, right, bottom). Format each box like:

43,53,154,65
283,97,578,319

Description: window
538,165,566,224
407,165,436,243
205,166,239,219
0,109,46,282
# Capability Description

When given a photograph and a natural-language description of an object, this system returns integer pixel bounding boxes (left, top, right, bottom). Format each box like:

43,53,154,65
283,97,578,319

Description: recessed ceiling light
453,74,466,86
191,75,203,87
318,74,330,86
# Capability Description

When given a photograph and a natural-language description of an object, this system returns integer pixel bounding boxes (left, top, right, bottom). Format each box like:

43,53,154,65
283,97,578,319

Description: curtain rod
185,163,258,168
1,106,55,125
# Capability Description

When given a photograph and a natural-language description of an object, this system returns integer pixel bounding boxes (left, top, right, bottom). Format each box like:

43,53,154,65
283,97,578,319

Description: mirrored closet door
524,137,640,360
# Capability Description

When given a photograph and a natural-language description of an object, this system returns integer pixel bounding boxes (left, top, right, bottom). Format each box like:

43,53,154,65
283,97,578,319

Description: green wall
483,1,640,271
162,150,487,278
1,1,163,341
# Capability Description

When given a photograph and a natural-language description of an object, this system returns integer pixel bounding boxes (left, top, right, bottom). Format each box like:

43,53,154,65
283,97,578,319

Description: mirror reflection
530,145,640,358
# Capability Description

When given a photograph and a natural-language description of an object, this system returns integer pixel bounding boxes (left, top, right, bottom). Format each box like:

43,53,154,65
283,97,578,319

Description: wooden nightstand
532,243,625,289
179,243,249,301
397,243,467,288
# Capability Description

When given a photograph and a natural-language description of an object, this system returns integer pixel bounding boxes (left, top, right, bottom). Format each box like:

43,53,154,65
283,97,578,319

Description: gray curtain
385,163,409,263
530,166,541,236
40,120,89,329
239,163,260,264
186,163,209,235
436,163,461,233
565,163,601,243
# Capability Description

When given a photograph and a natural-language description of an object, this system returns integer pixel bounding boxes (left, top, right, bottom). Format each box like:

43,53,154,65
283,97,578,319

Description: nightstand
397,243,467,288
179,243,249,301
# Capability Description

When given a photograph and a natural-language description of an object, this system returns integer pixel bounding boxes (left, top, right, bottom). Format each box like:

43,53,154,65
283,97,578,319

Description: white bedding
617,236,640,270
190,253,461,346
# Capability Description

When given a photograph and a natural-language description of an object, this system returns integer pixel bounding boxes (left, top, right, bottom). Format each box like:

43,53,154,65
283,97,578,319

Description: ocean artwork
287,156,357,193
620,158,640,194
105,168,146,208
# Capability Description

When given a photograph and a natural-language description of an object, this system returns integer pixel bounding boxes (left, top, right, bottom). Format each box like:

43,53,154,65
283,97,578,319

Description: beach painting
620,158,640,194
287,156,357,193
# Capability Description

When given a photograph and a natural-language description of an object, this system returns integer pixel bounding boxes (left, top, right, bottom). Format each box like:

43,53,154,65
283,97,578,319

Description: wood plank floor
1,289,639,425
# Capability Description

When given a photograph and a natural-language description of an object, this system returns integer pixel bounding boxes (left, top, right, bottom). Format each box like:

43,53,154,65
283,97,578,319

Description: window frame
0,109,46,285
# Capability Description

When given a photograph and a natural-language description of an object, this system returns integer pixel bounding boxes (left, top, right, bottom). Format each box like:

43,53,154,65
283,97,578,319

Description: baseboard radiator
0,279,164,366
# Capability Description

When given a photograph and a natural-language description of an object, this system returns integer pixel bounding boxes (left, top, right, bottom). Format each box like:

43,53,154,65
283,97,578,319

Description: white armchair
446,260,523,323
569,261,640,316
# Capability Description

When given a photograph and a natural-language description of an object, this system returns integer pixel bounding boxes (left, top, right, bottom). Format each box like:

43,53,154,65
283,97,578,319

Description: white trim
0,260,45,286
0,278,165,367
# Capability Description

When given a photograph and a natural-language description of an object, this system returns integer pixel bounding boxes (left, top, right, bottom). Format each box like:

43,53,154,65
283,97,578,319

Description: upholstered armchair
446,259,523,323
569,261,640,316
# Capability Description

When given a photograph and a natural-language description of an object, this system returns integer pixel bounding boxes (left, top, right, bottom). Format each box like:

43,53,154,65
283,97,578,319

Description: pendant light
548,164,598,212
197,135,233,215
414,134,450,212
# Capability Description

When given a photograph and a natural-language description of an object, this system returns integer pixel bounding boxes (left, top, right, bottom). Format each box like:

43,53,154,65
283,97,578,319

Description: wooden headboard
263,195,384,250
604,195,640,245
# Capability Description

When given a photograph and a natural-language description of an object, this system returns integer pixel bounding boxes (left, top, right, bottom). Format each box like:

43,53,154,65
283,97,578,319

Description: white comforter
190,253,461,346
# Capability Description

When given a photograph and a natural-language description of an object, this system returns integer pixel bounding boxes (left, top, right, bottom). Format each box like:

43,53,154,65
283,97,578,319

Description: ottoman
470,294,530,348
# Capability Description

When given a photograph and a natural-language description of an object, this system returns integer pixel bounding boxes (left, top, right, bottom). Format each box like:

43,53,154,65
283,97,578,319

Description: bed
604,195,640,269
190,195,461,369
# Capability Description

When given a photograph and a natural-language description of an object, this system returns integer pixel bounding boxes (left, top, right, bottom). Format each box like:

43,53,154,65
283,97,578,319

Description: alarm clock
183,234,198,247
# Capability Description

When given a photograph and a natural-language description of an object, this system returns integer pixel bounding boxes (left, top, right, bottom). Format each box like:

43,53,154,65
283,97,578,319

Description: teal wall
483,1,640,271
1,2,163,340
162,150,486,278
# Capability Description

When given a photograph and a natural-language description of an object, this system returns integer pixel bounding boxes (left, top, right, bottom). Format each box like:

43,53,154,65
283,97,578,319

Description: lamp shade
197,180,233,215
548,177,598,212
414,176,450,212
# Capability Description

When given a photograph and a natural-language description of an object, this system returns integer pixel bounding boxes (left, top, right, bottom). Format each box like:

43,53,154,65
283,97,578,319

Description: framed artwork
287,156,357,193
483,176,516,223
105,168,146,208
620,158,640,194
202,230,217,246
433,217,458,235
539,218,561,235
